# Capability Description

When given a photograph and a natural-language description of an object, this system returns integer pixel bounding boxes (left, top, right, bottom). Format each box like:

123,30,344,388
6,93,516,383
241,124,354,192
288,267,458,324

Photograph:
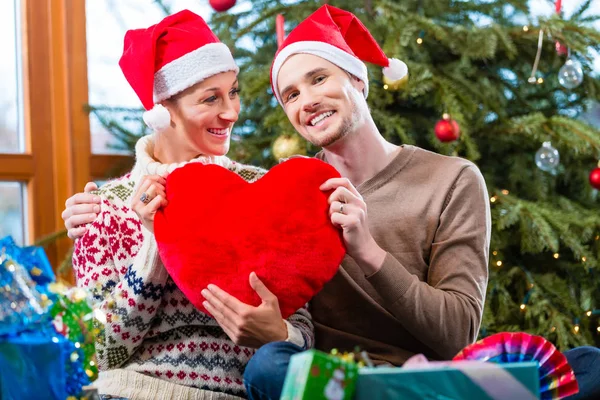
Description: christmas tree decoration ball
434,114,460,142
383,74,409,91
558,59,584,89
272,134,306,160
209,0,236,12
589,167,600,190
535,142,560,172
555,41,568,56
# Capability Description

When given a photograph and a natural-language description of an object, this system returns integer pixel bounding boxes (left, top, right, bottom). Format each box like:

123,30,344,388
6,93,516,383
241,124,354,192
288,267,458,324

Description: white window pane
86,0,213,154
0,181,27,246
0,0,24,154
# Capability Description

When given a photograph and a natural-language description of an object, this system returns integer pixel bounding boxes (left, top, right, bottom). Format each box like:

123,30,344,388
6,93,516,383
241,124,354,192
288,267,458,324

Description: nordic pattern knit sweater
73,135,313,399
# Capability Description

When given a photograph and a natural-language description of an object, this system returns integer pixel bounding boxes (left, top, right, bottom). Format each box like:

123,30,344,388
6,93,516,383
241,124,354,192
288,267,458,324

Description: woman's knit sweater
73,135,313,399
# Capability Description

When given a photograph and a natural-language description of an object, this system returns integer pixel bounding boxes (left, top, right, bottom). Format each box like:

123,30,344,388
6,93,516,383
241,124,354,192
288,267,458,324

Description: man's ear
350,75,365,93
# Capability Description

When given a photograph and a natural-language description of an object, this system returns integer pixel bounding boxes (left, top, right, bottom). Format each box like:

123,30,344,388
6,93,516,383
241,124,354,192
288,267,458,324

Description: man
241,5,491,399
240,6,599,400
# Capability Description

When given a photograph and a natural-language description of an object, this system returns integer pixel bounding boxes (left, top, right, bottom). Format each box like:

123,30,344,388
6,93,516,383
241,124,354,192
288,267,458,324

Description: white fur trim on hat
143,104,171,131
272,41,369,105
153,42,239,103
383,58,408,81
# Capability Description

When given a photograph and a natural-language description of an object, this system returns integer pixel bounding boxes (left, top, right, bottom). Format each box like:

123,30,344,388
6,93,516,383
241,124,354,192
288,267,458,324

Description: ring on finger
339,203,345,214
140,192,151,204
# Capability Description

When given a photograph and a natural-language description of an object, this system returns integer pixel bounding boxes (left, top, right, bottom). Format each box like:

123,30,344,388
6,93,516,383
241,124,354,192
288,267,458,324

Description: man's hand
62,182,100,240
320,177,386,275
201,272,288,348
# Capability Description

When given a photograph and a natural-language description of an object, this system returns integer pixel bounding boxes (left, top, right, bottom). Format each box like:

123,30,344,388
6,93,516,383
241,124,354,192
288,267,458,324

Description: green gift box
355,361,540,400
281,349,359,400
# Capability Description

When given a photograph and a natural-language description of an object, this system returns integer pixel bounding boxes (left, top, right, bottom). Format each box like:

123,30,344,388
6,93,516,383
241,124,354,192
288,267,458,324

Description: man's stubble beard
311,96,361,148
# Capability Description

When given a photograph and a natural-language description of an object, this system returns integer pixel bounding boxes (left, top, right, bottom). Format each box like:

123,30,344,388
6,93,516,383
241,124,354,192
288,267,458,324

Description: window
0,182,26,246
0,0,26,246
0,0,23,154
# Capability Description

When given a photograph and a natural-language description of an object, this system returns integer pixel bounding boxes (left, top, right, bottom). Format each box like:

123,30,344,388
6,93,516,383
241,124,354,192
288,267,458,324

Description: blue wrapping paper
0,329,69,400
0,255,47,336
354,361,539,400
0,236,55,286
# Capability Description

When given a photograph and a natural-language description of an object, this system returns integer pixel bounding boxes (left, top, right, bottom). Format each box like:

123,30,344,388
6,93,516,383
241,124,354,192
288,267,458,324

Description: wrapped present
0,326,89,400
281,349,359,400
0,236,55,287
0,252,47,336
355,360,540,400
0,239,95,398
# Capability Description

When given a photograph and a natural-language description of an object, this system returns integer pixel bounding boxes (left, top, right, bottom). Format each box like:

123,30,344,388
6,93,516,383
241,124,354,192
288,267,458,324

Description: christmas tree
93,0,600,349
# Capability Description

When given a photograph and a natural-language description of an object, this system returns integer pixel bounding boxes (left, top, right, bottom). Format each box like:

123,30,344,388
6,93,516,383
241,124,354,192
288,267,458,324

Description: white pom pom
382,58,408,81
142,104,171,131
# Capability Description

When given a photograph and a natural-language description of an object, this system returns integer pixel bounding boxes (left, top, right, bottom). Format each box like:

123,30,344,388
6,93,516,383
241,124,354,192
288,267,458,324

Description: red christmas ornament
555,41,568,56
435,113,460,142
209,0,236,12
590,166,600,190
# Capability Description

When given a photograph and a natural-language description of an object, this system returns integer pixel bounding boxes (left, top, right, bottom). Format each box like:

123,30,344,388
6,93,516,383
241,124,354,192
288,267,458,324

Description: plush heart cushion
154,158,346,319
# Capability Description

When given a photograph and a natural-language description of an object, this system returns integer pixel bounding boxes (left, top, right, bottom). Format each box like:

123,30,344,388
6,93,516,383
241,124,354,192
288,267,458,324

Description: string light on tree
416,30,425,45
535,141,560,172
209,0,236,12
434,113,460,142
589,162,600,190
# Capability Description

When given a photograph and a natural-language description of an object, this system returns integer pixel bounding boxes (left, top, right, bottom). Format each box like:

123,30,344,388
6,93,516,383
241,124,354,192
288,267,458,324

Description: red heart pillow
154,158,346,319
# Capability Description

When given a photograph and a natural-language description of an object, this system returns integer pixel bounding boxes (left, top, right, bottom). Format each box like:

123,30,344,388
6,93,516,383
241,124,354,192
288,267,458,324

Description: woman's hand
131,175,168,233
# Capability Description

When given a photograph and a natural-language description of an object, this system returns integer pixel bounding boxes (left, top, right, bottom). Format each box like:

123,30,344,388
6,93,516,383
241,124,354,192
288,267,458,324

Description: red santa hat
119,10,239,131
270,5,407,105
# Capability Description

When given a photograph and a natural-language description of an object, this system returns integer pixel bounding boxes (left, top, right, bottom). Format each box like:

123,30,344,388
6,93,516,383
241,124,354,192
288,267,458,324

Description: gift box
0,328,83,400
0,239,94,398
354,361,540,400
0,236,55,287
281,349,359,400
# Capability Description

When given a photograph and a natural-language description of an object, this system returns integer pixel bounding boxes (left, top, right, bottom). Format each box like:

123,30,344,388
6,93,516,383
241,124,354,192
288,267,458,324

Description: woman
68,10,313,399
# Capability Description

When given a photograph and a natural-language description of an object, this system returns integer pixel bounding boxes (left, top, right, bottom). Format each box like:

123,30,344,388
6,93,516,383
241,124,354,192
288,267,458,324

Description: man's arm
365,165,490,359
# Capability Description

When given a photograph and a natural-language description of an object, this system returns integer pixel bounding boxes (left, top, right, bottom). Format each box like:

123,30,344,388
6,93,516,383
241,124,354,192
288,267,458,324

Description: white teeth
310,111,334,126
208,128,228,135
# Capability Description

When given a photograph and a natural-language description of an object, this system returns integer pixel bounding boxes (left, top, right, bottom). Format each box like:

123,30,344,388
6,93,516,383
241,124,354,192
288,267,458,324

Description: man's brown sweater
312,145,491,365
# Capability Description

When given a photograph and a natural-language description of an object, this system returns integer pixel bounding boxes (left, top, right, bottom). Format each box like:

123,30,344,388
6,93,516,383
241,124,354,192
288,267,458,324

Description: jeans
564,346,600,400
244,343,600,400
243,341,303,400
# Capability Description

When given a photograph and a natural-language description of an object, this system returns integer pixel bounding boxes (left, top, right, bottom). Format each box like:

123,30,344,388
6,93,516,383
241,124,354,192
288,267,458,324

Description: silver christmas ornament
535,141,560,172
558,59,583,89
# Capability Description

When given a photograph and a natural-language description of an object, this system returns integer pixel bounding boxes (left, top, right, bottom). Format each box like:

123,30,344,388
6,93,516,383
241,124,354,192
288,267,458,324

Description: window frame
0,0,132,273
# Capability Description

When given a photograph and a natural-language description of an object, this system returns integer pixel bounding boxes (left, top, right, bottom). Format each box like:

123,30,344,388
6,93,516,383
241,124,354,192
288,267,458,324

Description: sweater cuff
366,252,415,305
284,320,305,348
